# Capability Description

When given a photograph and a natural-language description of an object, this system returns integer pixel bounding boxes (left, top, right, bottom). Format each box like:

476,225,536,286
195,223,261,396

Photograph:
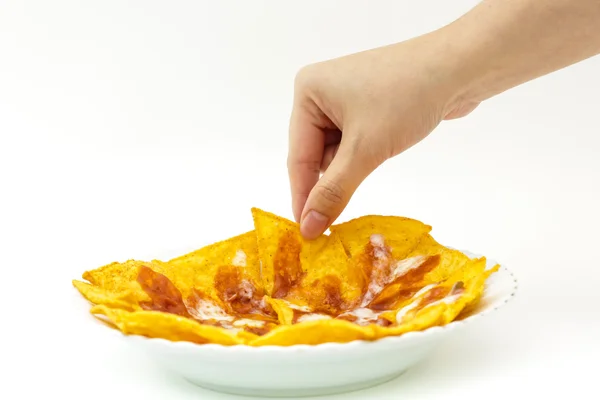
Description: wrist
405,27,486,119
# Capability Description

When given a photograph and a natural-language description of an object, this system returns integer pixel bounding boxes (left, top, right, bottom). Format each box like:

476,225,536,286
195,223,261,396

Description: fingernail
300,210,329,239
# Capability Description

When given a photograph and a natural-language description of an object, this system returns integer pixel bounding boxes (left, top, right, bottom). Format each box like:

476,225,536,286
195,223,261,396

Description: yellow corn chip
72,280,139,311
251,208,363,314
248,319,376,346
91,305,242,346
329,215,432,260
166,230,263,297
73,208,500,347
374,302,446,338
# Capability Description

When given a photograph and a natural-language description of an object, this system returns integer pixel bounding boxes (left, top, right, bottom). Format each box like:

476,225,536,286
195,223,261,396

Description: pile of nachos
73,208,498,346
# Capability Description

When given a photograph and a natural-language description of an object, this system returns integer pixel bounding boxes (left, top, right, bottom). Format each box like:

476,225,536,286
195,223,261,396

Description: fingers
287,102,326,223
320,130,341,172
300,137,379,239
320,143,339,172
324,129,342,146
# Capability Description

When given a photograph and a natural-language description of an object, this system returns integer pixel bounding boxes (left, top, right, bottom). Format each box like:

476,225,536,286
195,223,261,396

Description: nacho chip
329,215,432,260
91,305,242,346
373,301,447,338
136,265,277,332
81,260,167,301
166,230,263,298
73,208,499,347
72,280,139,311
329,216,435,307
251,208,363,313
442,263,500,323
405,233,476,284
248,319,375,346
265,298,296,325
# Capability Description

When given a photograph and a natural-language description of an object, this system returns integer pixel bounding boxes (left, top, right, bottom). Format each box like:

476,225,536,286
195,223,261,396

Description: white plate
96,251,517,398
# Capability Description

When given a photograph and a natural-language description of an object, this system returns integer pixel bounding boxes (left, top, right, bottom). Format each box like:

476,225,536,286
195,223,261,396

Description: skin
288,0,600,239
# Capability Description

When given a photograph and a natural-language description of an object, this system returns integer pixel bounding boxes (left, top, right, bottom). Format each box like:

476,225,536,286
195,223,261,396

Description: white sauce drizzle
370,233,385,247
395,299,422,324
360,234,392,306
422,293,463,309
413,283,438,299
297,313,332,323
339,307,383,326
186,297,234,322
282,300,312,312
362,232,432,308
390,255,427,281
232,318,266,328
395,285,465,324
232,249,247,267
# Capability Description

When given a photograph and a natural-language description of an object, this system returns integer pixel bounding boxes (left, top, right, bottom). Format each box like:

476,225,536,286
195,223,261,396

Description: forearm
441,0,600,103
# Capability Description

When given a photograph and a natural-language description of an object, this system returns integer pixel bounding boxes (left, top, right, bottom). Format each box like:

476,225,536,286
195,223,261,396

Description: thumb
299,139,378,239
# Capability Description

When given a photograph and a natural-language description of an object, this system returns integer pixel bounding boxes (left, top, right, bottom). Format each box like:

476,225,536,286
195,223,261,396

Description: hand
287,0,600,240
287,32,478,239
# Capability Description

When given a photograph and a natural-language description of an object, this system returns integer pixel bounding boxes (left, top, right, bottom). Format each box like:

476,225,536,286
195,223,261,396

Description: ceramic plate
91,250,517,397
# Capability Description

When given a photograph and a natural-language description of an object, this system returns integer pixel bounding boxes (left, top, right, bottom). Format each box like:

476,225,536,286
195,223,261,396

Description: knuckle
288,157,321,175
316,180,346,206
294,64,317,91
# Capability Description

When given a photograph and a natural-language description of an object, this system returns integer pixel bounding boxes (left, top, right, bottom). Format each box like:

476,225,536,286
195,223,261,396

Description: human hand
287,32,478,239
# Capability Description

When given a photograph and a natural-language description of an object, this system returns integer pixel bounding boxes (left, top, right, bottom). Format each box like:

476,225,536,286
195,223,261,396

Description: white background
1,0,599,398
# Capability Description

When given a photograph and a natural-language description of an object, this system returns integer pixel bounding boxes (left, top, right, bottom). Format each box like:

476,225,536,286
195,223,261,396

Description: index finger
287,99,325,223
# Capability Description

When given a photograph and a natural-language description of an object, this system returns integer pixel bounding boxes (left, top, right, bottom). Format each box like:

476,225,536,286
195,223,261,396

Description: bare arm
288,0,600,239
447,0,600,103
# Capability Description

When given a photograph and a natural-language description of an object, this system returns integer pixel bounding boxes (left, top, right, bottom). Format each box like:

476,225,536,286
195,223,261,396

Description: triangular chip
404,233,475,284
329,215,432,260
166,230,263,299
72,280,140,311
251,207,363,314
81,260,168,304
73,208,501,347
91,305,243,346
247,319,376,347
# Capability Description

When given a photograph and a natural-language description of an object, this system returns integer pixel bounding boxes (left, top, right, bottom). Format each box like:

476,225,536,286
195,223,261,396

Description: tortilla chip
329,215,432,260
166,230,263,299
72,280,139,311
80,260,172,304
91,305,242,346
441,263,500,323
248,319,376,346
404,234,476,284
82,260,155,293
251,208,363,313
374,302,446,338
265,298,296,325
73,208,500,347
